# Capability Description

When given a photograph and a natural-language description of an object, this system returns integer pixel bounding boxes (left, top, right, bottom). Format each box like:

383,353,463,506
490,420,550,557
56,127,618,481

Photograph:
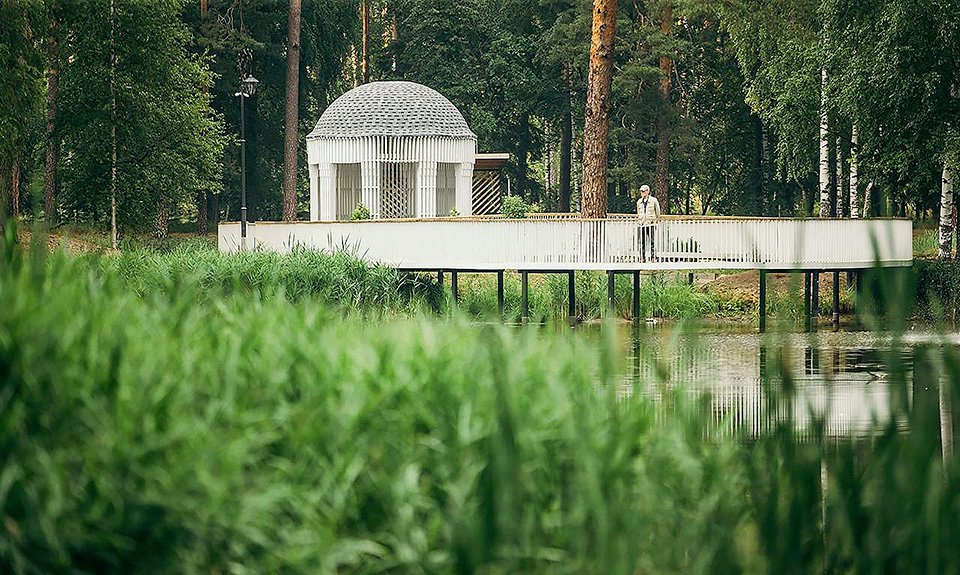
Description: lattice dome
308,81,476,139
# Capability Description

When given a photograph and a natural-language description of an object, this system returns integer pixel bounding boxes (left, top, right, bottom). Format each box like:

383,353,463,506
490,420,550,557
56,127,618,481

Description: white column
455,162,474,216
308,163,320,221
418,160,438,217
317,163,335,221
361,160,381,219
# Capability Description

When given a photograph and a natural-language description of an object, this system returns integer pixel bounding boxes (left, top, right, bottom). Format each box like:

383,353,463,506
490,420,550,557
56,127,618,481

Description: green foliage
501,195,531,218
0,2,44,162
187,0,356,221
350,202,371,221
914,259,960,316
454,271,751,322
57,0,227,231
2,233,960,573
914,227,940,258
449,207,460,217
100,244,443,312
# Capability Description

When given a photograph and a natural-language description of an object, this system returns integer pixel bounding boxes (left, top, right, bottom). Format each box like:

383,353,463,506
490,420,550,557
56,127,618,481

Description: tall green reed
1,228,958,574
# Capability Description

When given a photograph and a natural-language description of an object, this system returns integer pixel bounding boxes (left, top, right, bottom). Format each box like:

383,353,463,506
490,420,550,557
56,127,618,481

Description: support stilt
438,270,443,285
804,271,812,333
521,271,529,324
633,271,641,323
812,271,820,319
497,271,505,321
607,271,616,315
567,271,576,325
832,271,840,330
451,271,458,305
759,269,767,333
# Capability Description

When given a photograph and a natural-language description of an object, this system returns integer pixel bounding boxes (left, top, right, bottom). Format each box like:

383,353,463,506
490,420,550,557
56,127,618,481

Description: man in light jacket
636,184,661,262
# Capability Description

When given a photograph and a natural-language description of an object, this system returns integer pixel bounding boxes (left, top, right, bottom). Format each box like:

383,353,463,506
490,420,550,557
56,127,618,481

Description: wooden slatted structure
472,153,508,215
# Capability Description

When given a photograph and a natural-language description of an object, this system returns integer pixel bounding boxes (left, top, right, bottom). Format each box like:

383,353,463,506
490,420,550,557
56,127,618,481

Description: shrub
351,202,371,220
501,195,530,219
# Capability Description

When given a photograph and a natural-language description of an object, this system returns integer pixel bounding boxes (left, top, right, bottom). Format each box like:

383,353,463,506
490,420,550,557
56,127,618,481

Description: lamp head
240,75,260,97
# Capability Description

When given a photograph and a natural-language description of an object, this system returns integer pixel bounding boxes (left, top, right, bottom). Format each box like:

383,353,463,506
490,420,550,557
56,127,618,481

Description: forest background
1,0,959,248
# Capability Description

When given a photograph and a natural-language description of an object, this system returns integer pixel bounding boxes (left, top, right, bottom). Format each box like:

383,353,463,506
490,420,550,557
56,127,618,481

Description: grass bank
2,229,960,573
99,245,444,313
15,224,956,325
450,270,857,323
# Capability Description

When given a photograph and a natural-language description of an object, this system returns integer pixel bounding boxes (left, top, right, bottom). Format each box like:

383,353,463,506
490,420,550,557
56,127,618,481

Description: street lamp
236,75,259,248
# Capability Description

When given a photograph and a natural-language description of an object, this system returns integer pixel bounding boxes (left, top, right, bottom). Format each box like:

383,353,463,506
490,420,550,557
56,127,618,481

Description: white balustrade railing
218,217,912,271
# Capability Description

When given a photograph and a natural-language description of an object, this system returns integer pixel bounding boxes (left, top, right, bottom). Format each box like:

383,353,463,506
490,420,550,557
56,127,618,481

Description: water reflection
598,323,958,439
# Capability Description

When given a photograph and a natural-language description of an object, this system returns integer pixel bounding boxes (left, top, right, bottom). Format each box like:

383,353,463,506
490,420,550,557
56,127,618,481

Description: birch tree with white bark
818,67,830,218
940,164,955,259
849,125,859,218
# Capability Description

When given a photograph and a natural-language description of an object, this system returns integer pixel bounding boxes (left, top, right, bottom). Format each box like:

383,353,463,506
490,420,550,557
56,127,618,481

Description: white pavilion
306,81,477,221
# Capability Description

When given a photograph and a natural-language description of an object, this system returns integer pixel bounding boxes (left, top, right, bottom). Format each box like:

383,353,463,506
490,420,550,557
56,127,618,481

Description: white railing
218,217,913,271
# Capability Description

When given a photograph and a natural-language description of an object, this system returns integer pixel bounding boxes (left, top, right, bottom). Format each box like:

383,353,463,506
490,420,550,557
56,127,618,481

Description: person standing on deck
637,184,661,262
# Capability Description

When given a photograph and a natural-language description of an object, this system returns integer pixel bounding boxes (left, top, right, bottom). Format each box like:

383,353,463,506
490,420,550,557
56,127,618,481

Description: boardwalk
218,216,912,271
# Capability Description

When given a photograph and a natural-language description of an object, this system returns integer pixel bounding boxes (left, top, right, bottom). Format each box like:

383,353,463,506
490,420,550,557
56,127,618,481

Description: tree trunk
281,0,302,222
954,203,958,261
581,0,617,218
0,168,7,235
751,114,764,215
818,68,830,218
862,181,873,218
196,190,208,235
655,0,672,213
849,125,859,218
836,133,845,217
44,16,60,226
761,120,773,216
516,111,531,201
545,124,552,202
940,165,954,259
10,154,21,218
361,0,369,83
196,0,209,235
154,197,170,240
560,94,572,212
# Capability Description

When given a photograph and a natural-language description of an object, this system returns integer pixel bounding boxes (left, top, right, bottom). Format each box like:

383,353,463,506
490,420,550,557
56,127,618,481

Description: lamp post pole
236,75,259,249
240,91,247,243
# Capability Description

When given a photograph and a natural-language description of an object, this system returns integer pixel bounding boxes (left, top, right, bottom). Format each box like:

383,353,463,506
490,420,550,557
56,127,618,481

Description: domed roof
308,81,476,140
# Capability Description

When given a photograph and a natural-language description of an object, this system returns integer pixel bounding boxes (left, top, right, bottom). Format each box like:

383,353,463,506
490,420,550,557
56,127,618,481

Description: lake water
579,322,959,439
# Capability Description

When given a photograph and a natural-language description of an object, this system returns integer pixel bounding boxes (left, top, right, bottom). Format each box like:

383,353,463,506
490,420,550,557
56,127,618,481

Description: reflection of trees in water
620,332,955,439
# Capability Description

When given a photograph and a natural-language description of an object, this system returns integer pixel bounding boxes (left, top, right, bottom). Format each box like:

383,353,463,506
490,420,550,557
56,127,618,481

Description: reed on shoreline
1,230,958,573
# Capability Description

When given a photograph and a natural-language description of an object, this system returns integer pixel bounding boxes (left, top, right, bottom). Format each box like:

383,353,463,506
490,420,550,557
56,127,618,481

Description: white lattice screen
380,162,417,218
472,171,502,215
336,163,361,219
436,163,456,216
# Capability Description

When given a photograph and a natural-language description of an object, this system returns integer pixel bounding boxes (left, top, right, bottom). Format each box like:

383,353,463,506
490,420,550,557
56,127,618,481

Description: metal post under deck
451,271,458,304
759,269,767,333
832,271,841,330
497,271,505,320
438,270,443,285
607,271,616,315
812,271,820,319
633,271,641,324
521,271,529,323
567,271,576,325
